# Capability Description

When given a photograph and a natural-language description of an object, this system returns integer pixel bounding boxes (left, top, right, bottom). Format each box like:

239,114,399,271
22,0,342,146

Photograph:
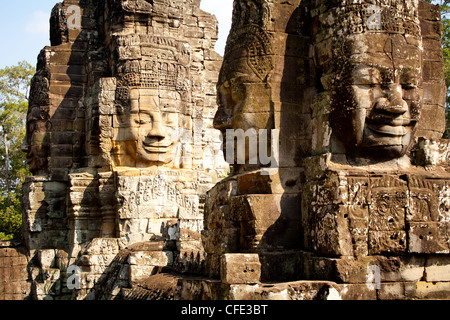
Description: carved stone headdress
310,0,423,73
121,0,184,15
222,0,275,82
312,0,421,38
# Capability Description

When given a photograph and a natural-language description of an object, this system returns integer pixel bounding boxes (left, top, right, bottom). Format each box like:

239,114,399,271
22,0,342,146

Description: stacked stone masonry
0,0,449,300
0,243,30,300
13,0,228,300
188,0,450,300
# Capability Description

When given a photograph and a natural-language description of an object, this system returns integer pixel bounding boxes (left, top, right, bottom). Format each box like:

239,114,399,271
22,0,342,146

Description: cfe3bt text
181,304,268,317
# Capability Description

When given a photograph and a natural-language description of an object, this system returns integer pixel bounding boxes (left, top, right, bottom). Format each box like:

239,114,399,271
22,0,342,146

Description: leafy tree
0,61,34,240
0,61,34,103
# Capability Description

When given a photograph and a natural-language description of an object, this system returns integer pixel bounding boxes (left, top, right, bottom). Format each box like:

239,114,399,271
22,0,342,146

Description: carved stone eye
377,199,390,215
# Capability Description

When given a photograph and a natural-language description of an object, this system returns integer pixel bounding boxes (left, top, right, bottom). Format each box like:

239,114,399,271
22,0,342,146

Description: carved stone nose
149,121,166,139
376,85,408,114
213,108,233,130
388,85,408,112
21,139,29,153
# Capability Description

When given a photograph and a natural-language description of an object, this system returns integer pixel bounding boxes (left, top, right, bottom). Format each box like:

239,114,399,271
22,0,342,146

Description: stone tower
177,0,450,300
1,0,449,301
18,0,227,300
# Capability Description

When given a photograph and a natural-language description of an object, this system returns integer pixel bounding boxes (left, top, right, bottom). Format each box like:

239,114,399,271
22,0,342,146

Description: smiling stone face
113,87,184,167
329,33,423,160
128,88,180,165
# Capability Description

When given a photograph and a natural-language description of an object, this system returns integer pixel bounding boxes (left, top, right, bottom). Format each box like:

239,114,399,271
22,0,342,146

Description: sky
0,0,233,69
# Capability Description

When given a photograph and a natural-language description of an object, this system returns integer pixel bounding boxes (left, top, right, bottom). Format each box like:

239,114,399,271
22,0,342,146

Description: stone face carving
17,0,227,300
213,0,277,174
299,0,449,261
23,54,51,175
329,35,422,160
314,1,424,161
185,0,450,300
201,0,307,283
10,0,450,301
113,87,183,166
309,0,446,163
299,1,450,298
112,32,194,167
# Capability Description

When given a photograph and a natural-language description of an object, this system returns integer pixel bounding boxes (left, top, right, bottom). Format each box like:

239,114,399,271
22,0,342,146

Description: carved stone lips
367,124,409,136
142,141,173,153
366,117,413,136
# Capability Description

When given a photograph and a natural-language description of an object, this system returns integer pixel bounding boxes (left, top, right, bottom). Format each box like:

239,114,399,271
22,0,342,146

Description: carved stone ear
115,104,126,116
225,0,275,82
247,31,273,81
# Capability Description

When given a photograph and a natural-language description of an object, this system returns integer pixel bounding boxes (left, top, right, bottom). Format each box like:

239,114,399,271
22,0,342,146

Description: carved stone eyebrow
361,63,395,84
349,60,391,71
350,62,399,87
352,64,382,85
399,67,420,86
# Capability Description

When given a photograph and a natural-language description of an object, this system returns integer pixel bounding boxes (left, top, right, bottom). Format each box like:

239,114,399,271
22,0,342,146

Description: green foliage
0,61,34,241
0,194,23,240
0,61,34,103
